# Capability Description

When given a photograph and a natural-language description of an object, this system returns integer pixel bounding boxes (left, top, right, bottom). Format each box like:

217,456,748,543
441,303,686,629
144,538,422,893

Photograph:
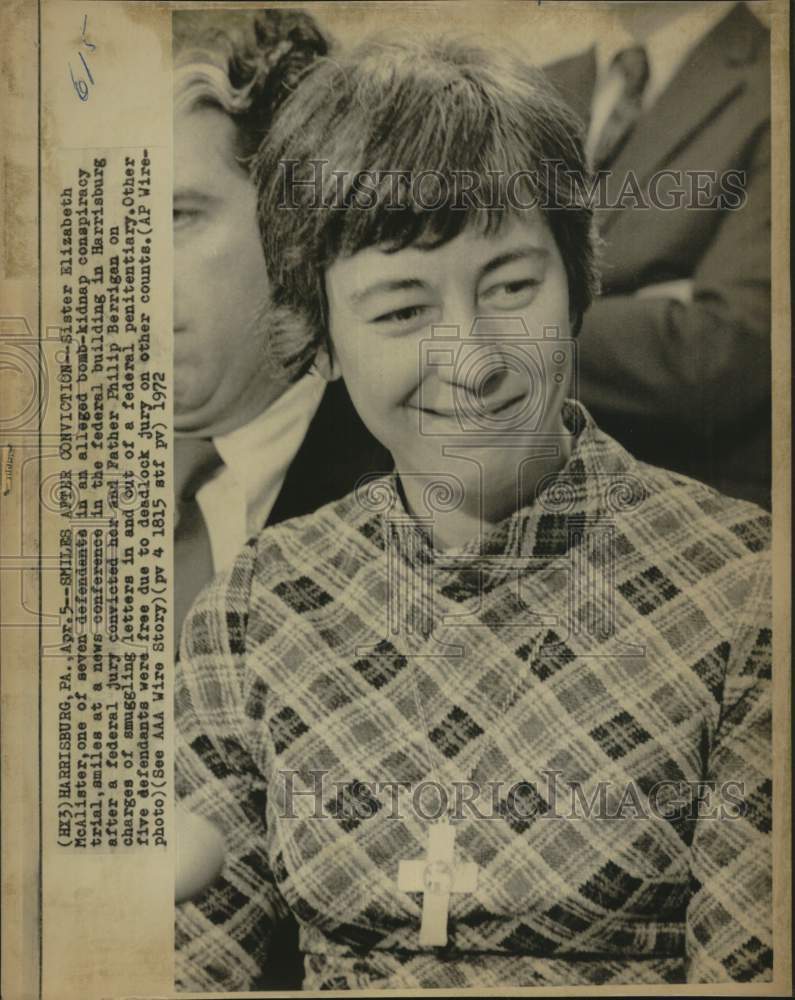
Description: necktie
174,437,223,651
591,45,649,170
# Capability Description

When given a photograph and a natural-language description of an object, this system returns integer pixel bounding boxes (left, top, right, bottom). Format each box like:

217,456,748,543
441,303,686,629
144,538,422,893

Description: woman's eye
372,305,427,324
481,278,540,305
173,206,200,229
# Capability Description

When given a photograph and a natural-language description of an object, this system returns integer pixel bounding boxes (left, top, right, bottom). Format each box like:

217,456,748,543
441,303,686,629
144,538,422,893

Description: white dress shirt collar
192,370,326,573
213,369,325,511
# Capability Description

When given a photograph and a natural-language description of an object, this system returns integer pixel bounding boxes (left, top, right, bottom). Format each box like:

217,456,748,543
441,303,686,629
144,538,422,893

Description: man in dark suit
173,8,389,642
173,12,388,988
545,2,770,507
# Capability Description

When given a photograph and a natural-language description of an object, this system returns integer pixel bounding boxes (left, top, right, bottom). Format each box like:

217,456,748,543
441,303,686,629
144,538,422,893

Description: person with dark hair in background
172,9,389,641
174,32,771,992
544,1,771,509
172,9,388,990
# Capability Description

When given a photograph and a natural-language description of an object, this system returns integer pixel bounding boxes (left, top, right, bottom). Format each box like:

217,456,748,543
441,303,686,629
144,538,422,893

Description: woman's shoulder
576,407,771,561
249,478,385,580
583,424,773,626
189,478,387,649
615,458,772,639
625,455,771,557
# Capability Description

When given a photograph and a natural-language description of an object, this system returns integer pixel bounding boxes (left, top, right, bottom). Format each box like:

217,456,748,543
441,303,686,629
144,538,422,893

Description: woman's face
325,212,574,508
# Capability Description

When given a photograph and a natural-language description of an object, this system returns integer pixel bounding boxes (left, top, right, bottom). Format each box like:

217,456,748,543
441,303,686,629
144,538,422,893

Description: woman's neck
398,426,575,552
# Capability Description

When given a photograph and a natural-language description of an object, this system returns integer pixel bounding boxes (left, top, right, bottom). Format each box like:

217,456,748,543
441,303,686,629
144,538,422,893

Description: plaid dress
175,403,772,991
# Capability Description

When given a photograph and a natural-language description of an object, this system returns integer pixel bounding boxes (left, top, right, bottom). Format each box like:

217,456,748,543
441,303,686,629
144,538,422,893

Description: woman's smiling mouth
410,392,530,421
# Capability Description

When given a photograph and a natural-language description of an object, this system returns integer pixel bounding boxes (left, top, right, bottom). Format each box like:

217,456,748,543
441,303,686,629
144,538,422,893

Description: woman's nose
446,314,527,400
474,365,510,399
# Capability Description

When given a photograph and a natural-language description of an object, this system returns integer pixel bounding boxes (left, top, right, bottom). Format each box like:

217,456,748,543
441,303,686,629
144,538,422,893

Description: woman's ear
310,339,342,382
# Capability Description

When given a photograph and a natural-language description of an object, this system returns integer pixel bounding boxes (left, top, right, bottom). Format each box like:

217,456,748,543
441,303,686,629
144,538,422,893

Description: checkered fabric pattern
175,402,772,991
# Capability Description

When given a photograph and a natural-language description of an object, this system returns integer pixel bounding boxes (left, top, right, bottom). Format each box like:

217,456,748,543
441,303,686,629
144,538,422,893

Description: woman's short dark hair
254,32,601,374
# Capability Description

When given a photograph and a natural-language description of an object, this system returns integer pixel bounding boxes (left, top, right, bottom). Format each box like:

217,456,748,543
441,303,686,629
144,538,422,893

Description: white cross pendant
398,819,478,947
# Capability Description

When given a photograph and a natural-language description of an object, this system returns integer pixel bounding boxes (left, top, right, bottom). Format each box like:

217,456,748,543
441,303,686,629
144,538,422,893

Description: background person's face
174,105,286,436
325,213,574,506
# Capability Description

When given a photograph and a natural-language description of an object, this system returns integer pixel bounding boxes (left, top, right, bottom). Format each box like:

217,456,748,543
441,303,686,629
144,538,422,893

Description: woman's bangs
329,120,542,259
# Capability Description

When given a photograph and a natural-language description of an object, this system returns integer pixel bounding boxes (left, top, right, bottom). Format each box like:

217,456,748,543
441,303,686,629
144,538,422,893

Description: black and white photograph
170,3,778,992
0,1,787,997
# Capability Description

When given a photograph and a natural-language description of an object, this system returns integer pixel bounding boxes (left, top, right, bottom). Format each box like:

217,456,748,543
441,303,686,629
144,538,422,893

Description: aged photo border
0,1,791,998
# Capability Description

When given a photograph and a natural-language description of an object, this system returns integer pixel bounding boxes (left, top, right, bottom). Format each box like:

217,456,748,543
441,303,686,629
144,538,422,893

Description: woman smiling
174,33,772,991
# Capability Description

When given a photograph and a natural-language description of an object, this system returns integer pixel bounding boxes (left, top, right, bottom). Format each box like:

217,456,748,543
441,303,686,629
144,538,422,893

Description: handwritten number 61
70,14,96,102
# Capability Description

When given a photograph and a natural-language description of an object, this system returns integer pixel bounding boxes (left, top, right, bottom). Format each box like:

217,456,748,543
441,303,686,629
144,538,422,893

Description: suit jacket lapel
267,379,391,527
600,3,766,233
267,380,341,526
